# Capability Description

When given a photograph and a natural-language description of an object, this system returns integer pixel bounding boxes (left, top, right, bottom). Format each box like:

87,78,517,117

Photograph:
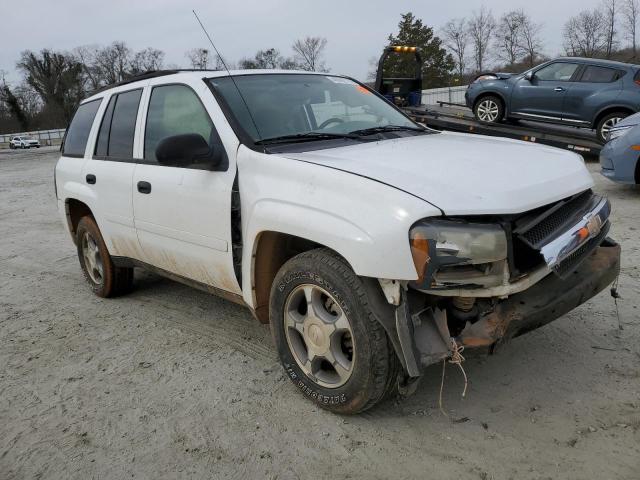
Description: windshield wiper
255,132,362,145
348,125,427,136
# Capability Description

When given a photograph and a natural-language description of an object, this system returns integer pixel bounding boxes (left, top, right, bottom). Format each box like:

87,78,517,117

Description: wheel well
593,107,635,129
252,232,323,324
65,199,93,244
635,156,640,184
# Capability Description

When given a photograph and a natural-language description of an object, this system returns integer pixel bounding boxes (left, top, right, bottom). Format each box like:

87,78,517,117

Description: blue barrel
408,91,421,106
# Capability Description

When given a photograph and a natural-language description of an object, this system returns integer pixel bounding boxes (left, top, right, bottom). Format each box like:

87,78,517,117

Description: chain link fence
421,85,468,106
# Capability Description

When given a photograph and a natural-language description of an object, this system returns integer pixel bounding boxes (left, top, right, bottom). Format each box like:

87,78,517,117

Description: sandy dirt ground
1,147,639,480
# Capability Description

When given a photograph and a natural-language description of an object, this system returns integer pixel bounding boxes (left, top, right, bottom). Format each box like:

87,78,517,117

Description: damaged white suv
55,70,620,414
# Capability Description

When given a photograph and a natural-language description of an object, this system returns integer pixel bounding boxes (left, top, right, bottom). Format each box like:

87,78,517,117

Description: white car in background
55,70,620,414
9,135,40,149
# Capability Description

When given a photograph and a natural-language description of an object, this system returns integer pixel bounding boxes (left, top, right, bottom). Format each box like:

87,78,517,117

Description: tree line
2,2,640,134
0,37,329,133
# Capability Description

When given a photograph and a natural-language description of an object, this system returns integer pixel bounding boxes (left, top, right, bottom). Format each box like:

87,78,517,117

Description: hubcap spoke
284,283,355,389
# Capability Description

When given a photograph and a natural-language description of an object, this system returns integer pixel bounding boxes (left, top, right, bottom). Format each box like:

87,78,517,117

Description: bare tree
130,48,165,74
623,0,639,58
563,9,607,57
186,48,210,69
603,0,619,58
516,10,544,68
292,36,328,71
495,11,524,66
94,42,133,84
73,45,102,90
468,7,496,72
441,18,469,79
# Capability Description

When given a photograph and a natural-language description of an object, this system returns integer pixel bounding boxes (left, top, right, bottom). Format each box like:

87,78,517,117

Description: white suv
10,135,40,149
55,70,621,413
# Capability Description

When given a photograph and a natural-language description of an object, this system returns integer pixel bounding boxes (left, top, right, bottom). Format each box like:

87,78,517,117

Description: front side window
580,66,622,83
208,74,419,142
144,84,214,162
62,99,102,157
534,63,580,82
94,89,142,159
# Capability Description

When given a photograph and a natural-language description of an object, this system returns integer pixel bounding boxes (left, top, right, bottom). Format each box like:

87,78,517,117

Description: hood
281,132,594,216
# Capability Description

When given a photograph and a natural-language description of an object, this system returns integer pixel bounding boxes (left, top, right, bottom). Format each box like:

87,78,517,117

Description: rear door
132,81,241,294
510,62,581,120
82,87,145,260
562,65,625,123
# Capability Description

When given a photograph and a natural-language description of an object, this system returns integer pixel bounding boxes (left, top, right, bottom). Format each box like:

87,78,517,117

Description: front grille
515,191,595,249
554,221,609,278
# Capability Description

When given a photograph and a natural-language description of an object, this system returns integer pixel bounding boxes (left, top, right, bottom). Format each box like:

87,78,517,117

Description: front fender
237,146,440,305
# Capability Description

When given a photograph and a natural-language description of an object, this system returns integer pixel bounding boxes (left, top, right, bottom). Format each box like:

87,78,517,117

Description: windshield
208,74,419,142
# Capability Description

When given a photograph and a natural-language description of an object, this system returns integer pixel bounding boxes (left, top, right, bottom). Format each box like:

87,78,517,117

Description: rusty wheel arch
251,232,333,324
65,199,94,244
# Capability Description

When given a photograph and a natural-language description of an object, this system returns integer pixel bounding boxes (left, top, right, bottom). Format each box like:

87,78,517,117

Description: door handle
137,181,152,194
86,174,96,184
554,87,565,92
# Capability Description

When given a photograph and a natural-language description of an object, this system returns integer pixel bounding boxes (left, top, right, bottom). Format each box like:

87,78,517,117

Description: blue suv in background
466,58,640,143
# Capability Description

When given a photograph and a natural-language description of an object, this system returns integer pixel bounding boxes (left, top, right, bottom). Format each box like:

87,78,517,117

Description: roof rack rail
91,69,219,94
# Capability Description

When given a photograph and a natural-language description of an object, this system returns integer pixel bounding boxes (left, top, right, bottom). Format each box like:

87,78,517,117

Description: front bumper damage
388,240,620,378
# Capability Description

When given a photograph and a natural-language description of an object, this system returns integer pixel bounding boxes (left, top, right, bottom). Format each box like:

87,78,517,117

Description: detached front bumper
394,240,621,376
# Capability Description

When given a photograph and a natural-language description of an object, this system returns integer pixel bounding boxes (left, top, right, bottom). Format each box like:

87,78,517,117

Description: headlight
473,74,498,83
409,220,508,288
607,125,634,142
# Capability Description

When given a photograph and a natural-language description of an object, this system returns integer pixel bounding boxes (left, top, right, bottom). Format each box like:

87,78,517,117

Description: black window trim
62,97,104,159
137,81,228,171
92,87,144,163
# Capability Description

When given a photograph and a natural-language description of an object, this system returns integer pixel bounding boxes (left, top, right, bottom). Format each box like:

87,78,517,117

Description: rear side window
63,99,102,157
94,89,142,159
144,84,214,162
580,66,623,83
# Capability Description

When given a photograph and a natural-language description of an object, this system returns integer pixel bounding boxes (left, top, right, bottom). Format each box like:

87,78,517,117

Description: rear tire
270,248,399,414
473,95,504,123
76,216,133,298
597,111,630,143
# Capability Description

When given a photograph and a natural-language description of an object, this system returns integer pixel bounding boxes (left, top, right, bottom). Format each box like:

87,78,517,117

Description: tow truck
375,46,603,157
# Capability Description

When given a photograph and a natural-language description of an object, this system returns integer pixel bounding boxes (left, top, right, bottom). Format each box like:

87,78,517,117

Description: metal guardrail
0,128,66,145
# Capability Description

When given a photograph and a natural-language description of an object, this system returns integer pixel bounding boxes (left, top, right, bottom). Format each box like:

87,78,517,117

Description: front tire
474,95,504,123
597,111,629,143
270,248,399,414
76,216,133,298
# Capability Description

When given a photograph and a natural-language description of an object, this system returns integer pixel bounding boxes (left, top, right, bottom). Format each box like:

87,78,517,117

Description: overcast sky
1,0,606,84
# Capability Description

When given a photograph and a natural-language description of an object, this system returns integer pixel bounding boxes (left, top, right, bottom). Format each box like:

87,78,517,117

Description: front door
132,82,241,294
510,62,581,120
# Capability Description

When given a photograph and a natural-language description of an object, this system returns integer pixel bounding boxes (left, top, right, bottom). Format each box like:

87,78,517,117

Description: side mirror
155,133,219,168
525,71,534,81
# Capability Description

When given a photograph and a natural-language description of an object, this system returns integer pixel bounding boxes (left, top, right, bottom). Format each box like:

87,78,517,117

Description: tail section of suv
55,70,620,414
466,57,640,143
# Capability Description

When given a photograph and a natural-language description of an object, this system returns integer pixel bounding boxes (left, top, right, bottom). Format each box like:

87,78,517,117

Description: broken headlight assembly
409,220,508,290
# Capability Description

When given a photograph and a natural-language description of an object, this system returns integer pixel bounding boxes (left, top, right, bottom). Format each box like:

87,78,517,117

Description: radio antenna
192,10,262,140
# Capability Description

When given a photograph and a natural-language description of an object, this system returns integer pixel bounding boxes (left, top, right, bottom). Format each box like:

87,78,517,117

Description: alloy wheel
283,284,355,388
476,99,500,122
601,117,624,139
81,231,104,285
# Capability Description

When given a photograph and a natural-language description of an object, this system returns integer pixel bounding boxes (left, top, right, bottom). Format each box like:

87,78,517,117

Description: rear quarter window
62,99,102,157
580,66,624,83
